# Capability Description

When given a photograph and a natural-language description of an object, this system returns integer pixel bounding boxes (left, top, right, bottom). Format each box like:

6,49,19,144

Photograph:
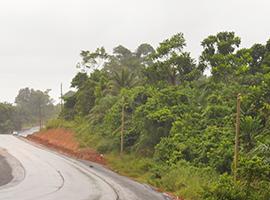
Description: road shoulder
0,148,25,189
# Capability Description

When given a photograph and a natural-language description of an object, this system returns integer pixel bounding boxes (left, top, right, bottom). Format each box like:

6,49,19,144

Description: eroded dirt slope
27,129,105,165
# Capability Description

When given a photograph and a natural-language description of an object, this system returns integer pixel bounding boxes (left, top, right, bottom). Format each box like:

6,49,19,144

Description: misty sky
0,0,269,103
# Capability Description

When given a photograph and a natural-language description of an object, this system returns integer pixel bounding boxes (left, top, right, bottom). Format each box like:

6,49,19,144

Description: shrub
46,118,75,129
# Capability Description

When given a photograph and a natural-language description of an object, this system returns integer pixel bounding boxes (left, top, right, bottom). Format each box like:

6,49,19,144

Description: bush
202,174,246,200
96,138,119,154
106,154,154,179
46,118,75,129
151,161,217,200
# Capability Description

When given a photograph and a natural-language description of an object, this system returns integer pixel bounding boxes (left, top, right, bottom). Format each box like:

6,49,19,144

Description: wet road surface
0,152,13,186
0,135,169,200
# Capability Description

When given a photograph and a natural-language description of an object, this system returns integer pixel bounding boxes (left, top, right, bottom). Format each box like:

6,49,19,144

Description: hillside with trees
49,32,270,200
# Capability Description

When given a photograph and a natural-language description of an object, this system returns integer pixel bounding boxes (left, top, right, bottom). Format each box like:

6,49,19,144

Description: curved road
0,135,169,200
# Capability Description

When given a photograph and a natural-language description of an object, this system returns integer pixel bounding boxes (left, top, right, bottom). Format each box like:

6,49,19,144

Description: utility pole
234,93,241,182
39,101,42,131
60,83,63,111
120,96,125,155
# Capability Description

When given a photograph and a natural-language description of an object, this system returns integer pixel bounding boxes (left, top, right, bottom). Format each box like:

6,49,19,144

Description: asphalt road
0,135,170,200
0,152,13,186
16,127,40,137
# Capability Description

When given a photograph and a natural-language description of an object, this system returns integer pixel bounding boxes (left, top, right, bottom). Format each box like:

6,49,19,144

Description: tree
15,88,56,126
145,33,201,85
250,44,266,73
0,103,21,134
200,31,241,81
241,116,262,152
109,68,140,154
79,47,108,71
60,91,76,120
135,43,155,71
109,68,140,94
136,43,155,58
113,45,133,61
71,72,88,89
105,44,148,77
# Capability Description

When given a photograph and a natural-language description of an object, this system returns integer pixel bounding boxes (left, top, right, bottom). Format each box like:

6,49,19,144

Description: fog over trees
0,88,59,133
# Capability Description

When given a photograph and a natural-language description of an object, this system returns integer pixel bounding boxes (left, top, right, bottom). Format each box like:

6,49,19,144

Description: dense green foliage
57,32,270,199
15,88,59,126
0,103,21,134
0,88,59,134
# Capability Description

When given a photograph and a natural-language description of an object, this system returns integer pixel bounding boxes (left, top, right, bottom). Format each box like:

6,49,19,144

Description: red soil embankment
27,128,105,165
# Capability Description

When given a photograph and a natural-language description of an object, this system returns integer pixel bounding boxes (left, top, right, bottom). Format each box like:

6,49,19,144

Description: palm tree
109,68,140,94
241,115,262,152
109,68,140,154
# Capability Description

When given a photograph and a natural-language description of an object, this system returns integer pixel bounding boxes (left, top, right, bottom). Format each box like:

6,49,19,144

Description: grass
46,118,75,130
106,153,217,200
106,153,154,182
157,164,217,200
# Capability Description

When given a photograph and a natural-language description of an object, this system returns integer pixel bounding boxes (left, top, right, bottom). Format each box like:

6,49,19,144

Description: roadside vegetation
0,88,59,133
47,31,270,200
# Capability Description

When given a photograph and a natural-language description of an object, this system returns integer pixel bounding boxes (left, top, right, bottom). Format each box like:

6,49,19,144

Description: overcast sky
0,0,269,103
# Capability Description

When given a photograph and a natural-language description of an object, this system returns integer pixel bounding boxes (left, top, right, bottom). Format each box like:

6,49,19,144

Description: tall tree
79,47,108,71
109,68,140,94
199,31,241,81
0,103,21,134
109,68,140,154
145,33,200,85
15,88,55,126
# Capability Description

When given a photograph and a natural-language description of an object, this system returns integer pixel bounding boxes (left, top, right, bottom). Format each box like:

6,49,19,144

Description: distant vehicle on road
12,131,18,135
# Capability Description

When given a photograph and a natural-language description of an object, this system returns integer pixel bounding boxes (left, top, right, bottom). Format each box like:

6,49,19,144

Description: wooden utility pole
39,101,42,131
120,96,125,155
60,83,63,111
234,93,241,182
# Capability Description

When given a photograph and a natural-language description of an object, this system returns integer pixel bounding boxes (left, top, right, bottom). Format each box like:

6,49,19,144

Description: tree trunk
234,93,241,182
39,102,42,131
120,96,125,155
